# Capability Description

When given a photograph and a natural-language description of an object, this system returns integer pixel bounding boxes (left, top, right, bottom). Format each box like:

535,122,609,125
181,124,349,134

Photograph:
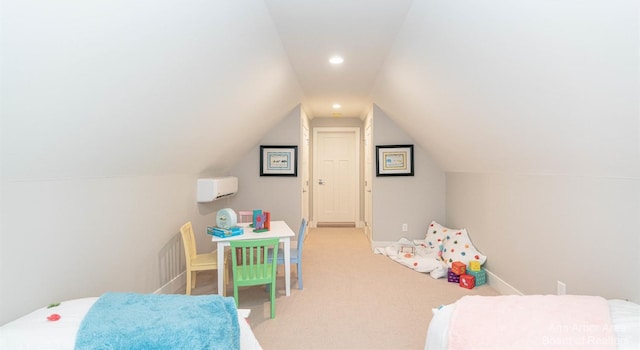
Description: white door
313,127,360,224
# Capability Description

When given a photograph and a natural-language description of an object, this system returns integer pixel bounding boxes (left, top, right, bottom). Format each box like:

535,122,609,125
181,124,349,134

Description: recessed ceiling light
329,56,344,65
332,104,341,109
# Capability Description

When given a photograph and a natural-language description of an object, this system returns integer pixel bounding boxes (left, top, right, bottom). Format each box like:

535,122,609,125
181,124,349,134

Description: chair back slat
180,221,227,295
231,238,279,285
180,222,196,261
237,211,254,224
296,218,308,257
230,237,280,318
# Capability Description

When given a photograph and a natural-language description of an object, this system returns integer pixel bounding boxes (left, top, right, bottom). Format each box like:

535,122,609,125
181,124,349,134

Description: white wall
372,105,446,242
446,173,640,302
0,0,302,325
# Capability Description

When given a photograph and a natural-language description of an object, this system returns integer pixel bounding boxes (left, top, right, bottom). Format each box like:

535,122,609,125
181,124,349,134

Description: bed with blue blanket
0,292,263,350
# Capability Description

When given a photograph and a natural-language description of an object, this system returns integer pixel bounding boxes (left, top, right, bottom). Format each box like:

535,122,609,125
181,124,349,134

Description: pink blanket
448,295,616,350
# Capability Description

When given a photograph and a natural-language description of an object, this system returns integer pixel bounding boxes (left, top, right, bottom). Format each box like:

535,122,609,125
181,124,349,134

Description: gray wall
372,105,446,242
0,175,230,324
229,106,303,229
446,173,640,302
371,0,640,303
0,1,302,325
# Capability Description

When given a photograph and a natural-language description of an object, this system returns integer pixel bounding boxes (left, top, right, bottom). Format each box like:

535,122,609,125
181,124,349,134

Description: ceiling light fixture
332,104,341,109
329,56,344,65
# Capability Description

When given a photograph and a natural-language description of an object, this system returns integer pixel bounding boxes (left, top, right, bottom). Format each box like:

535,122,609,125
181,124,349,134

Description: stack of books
207,226,244,238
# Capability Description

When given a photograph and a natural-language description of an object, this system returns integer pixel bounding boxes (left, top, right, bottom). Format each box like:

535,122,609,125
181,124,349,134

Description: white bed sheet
0,297,262,350
425,299,640,350
375,238,448,278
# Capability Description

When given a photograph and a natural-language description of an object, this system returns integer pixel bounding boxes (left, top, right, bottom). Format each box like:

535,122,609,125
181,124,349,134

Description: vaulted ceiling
1,1,638,181
265,0,413,118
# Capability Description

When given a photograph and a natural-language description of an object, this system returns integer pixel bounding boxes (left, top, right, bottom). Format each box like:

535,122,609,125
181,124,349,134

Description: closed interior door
313,127,359,224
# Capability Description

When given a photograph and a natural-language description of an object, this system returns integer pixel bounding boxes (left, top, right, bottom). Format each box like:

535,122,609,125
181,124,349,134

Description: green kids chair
230,238,280,318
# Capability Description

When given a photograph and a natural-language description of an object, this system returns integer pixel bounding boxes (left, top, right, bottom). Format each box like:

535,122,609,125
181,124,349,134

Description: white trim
484,269,524,295
368,245,524,296
154,271,186,294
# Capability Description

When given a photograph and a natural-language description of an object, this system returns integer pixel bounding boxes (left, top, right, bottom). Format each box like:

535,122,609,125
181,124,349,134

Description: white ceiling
2,1,637,180
265,0,413,118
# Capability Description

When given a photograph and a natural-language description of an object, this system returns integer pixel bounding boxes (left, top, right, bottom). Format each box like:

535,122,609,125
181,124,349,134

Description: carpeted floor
181,227,499,350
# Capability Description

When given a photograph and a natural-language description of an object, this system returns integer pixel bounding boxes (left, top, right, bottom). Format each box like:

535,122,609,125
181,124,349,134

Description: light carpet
181,227,499,350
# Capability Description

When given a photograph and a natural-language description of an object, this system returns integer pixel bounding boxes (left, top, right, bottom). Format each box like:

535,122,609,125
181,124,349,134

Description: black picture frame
260,145,298,176
375,144,414,176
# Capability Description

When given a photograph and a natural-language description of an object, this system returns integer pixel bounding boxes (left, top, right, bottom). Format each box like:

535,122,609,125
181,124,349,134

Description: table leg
217,243,224,296
283,237,291,296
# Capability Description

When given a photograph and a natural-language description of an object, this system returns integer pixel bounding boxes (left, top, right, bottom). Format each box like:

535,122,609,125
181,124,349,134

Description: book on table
207,226,244,238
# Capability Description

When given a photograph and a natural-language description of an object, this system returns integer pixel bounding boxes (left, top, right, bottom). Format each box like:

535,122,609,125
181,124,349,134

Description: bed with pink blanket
425,295,640,350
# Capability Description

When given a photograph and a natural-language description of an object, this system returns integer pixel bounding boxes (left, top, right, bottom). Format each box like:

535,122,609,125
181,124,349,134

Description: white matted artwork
376,144,414,176
260,145,298,176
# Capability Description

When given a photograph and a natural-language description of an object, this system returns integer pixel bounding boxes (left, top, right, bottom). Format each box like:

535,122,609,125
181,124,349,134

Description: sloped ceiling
2,1,638,180
372,1,639,177
1,1,302,180
265,0,412,118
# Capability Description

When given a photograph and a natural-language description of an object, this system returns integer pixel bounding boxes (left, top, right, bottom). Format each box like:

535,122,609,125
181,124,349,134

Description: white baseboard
370,241,523,296
154,271,186,294
484,268,523,295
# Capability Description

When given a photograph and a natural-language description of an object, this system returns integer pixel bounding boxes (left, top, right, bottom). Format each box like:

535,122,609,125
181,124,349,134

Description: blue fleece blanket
75,292,239,350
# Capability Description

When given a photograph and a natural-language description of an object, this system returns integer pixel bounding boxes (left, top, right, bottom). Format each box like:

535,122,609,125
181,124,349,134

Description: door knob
318,179,325,185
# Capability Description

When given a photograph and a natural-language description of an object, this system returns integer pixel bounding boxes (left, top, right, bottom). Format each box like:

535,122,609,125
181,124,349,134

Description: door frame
301,124,310,222
312,127,361,227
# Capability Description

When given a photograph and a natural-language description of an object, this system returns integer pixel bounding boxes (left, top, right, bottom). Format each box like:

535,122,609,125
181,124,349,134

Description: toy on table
207,208,244,237
252,209,270,232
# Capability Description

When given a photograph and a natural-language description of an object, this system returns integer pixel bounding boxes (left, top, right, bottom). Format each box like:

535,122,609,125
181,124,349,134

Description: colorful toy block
466,269,486,286
459,274,475,289
451,261,466,275
468,260,482,272
447,268,460,283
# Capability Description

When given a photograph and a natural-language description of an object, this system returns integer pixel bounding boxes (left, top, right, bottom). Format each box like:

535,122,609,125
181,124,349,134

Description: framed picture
375,144,414,176
260,145,298,176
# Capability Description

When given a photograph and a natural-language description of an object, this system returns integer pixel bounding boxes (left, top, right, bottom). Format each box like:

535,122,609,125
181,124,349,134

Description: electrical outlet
557,281,566,295
402,224,408,232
